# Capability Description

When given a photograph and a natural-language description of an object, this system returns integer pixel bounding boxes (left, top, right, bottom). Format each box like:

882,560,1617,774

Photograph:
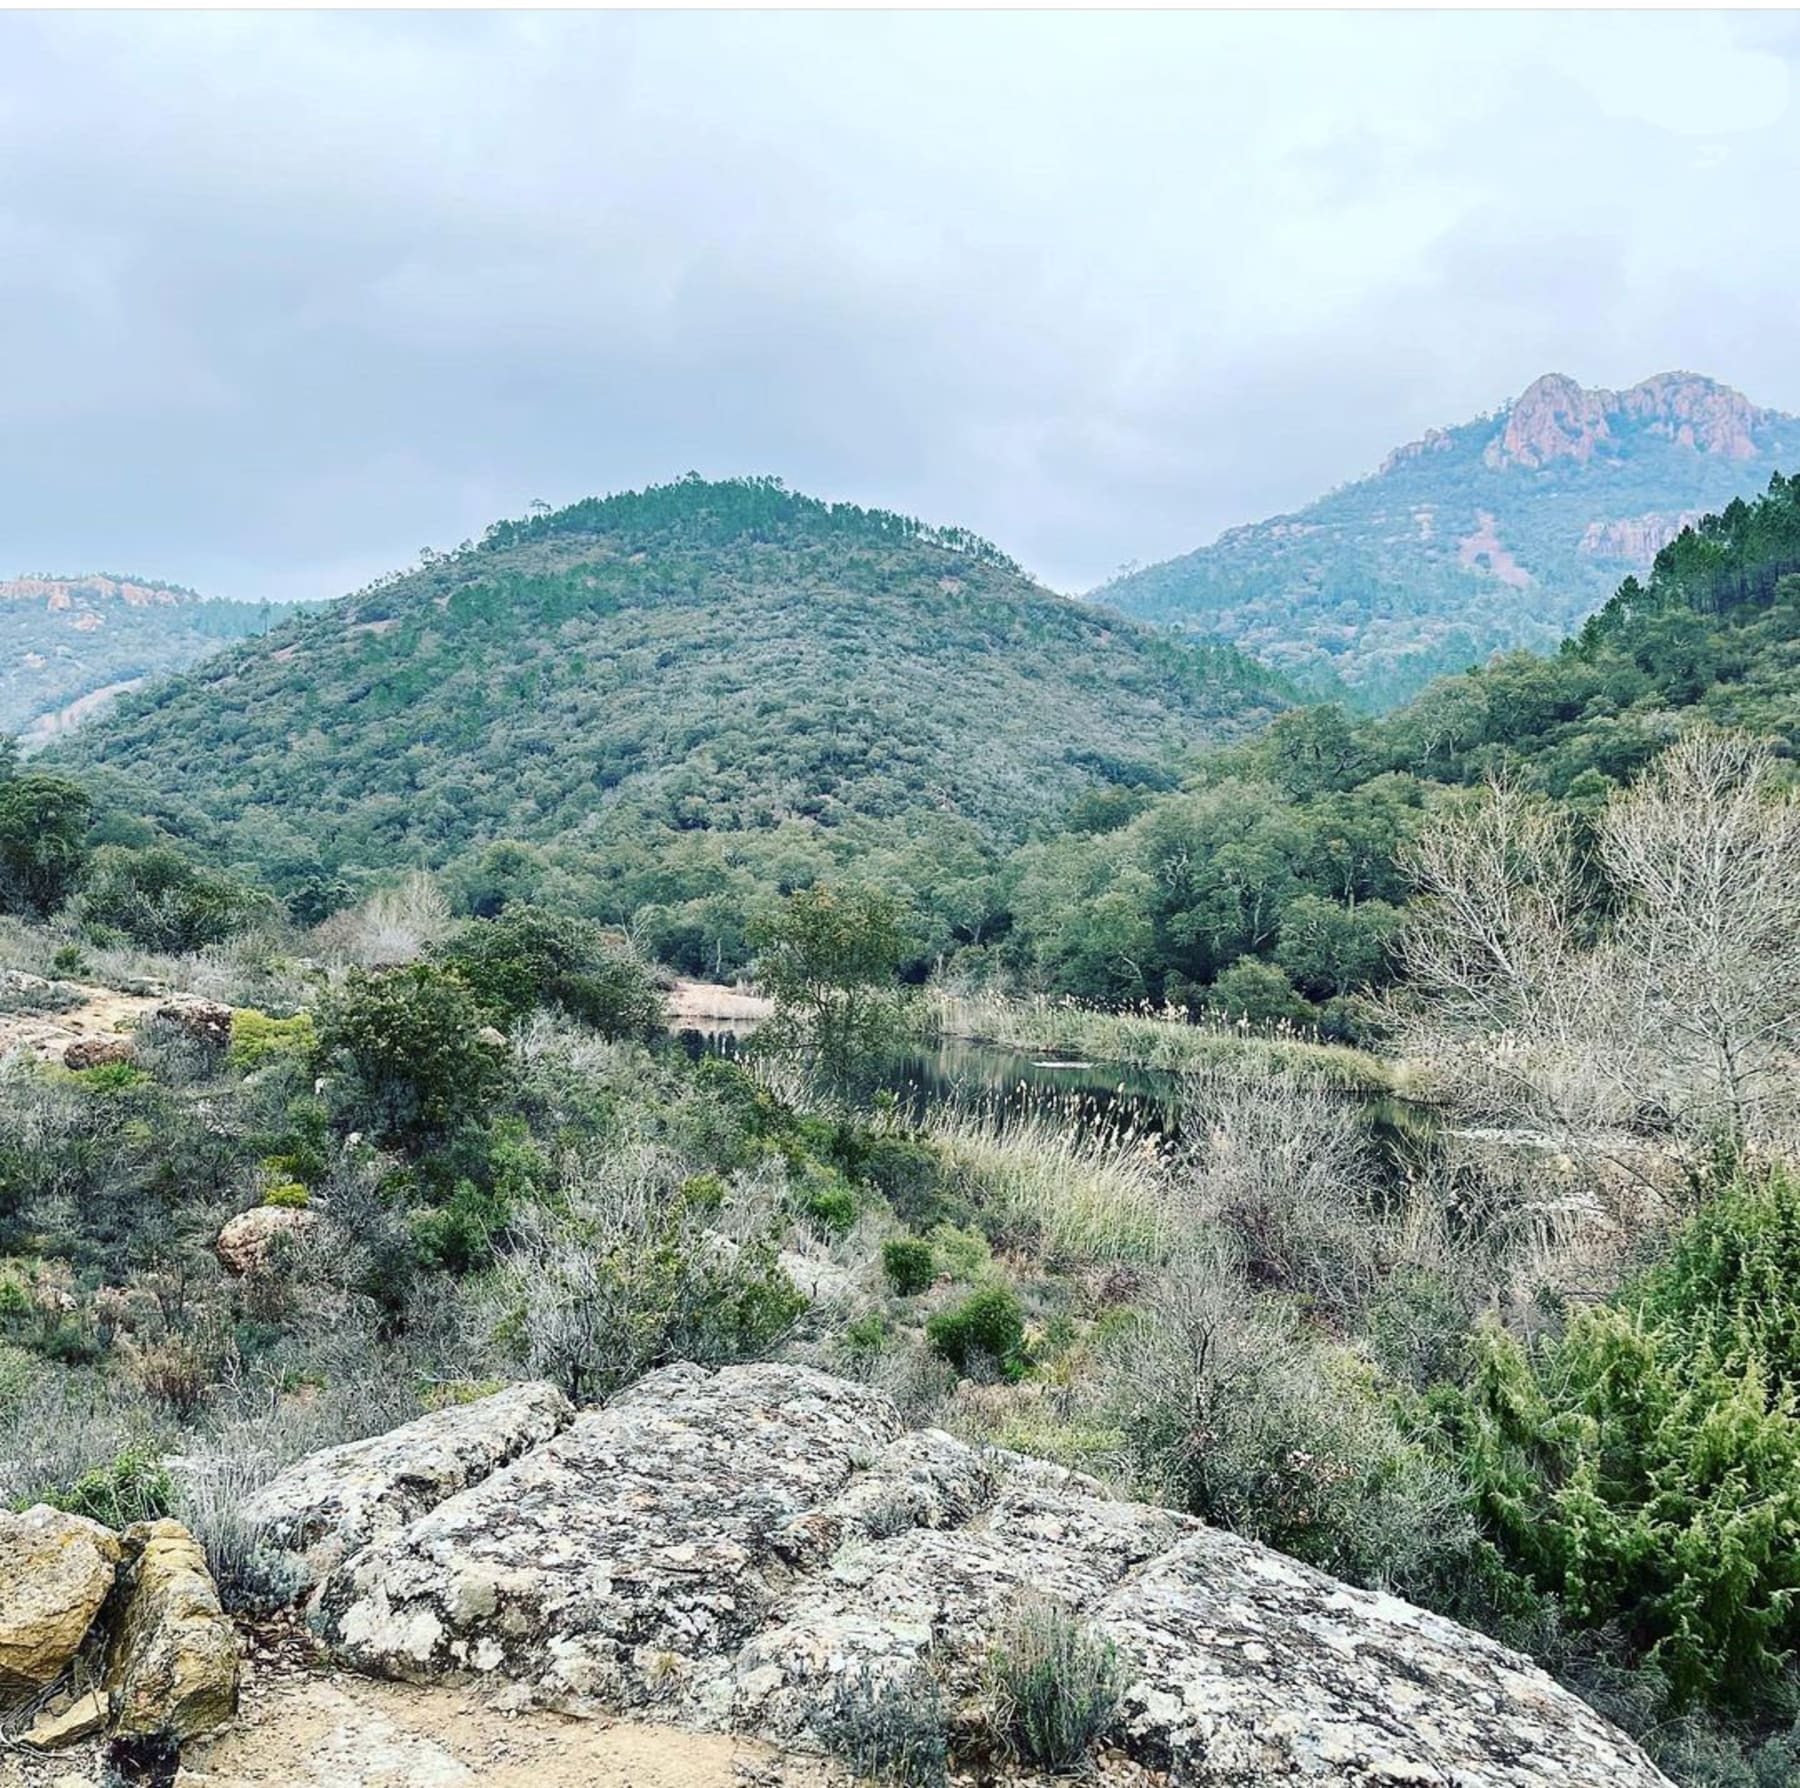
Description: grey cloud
1,11,1797,600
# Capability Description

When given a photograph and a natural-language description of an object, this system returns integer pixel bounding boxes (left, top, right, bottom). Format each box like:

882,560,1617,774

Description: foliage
816,1661,949,1788
34,1448,174,1528
1434,1169,1800,1715
882,1236,937,1297
751,884,910,1076
926,1284,1026,1381
315,964,506,1149
226,1008,316,1074
0,773,91,915
80,844,273,952
988,1597,1128,1771
432,906,664,1040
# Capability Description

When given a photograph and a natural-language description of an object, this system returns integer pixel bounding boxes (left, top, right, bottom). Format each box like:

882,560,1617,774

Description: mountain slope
0,573,273,742
1099,371,1800,709
55,476,1287,936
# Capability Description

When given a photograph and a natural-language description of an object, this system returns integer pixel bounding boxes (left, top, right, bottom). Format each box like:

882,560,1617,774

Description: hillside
54,476,1287,952
1099,371,1800,708
0,573,272,742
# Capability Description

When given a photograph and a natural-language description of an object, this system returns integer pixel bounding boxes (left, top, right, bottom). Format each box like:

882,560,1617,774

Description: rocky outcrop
0,1506,120,1699
1578,511,1702,564
106,1519,238,1741
152,999,233,1052
62,1036,134,1071
287,1364,1670,1786
214,1205,321,1277
1489,371,1771,470
242,1380,575,1582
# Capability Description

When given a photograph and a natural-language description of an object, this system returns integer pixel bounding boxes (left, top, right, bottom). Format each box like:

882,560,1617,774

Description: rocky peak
1487,370,1769,470
0,574,202,614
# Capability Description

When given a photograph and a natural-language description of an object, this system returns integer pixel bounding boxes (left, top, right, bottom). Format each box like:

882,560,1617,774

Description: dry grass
920,1103,1172,1267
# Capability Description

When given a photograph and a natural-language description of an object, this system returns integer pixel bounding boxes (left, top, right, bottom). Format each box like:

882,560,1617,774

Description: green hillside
55,476,1287,961
1100,371,1800,709
991,470,1800,1024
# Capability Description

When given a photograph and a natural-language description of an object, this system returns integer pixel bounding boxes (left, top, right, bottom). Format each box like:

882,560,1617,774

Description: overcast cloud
2,9,1799,601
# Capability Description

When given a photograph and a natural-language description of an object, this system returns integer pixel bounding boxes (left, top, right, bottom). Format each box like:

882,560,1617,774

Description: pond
675,1024,1432,1165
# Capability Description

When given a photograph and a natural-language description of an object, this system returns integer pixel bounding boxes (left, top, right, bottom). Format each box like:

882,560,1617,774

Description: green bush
81,845,274,953
816,1661,948,1788
433,906,665,1040
883,1236,936,1297
797,1167,857,1235
1434,1168,1800,1715
316,964,506,1150
262,1182,311,1210
926,1284,1025,1380
228,1009,315,1074
989,1598,1127,1771
36,1450,173,1528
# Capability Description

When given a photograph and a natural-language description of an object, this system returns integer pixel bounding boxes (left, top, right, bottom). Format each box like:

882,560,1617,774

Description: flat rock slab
311,1364,903,1701
295,1363,1671,1787
243,1381,574,1585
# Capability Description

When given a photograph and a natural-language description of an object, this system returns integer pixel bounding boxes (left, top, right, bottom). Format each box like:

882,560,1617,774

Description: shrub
1104,1245,1472,1596
883,1236,936,1297
81,845,274,953
1434,1168,1800,1715
37,1449,174,1528
988,1597,1127,1771
316,964,506,1150
262,1182,311,1210
816,1660,948,1788
227,1009,316,1074
797,1167,857,1235
433,907,664,1040
926,1284,1025,1381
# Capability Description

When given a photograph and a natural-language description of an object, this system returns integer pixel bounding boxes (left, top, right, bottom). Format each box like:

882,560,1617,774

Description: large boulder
310,1363,903,1696
297,1363,1670,1786
214,1204,320,1277
152,999,233,1052
106,1519,238,1741
0,1505,121,1701
241,1380,575,1587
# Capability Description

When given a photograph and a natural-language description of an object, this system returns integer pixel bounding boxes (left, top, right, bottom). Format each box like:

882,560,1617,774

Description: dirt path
0,975,164,1064
176,1672,840,1788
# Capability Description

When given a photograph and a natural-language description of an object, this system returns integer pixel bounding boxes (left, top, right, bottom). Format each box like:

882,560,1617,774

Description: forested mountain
53,476,1288,962
1099,371,1800,709
0,573,273,742
996,470,1800,1025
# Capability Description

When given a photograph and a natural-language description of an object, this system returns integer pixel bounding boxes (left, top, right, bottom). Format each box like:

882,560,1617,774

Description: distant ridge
1098,371,1800,708
0,572,271,740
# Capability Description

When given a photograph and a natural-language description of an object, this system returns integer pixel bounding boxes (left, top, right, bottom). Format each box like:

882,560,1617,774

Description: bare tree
1395,729,1800,1179
1599,731,1800,1148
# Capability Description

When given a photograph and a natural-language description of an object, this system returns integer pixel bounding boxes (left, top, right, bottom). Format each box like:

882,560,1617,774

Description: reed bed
922,988,1393,1095
919,1098,1173,1267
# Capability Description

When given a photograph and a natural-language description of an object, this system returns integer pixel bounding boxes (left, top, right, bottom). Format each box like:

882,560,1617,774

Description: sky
3,9,1800,603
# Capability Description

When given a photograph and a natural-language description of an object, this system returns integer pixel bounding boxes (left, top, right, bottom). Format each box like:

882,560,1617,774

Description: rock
214,1205,320,1276
106,1519,238,1742
777,1251,857,1306
63,1036,133,1071
24,1686,109,1749
0,1505,121,1701
311,1363,902,1698
242,1381,575,1588
152,999,233,1051
474,1025,508,1049
295,1364,1670,1786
